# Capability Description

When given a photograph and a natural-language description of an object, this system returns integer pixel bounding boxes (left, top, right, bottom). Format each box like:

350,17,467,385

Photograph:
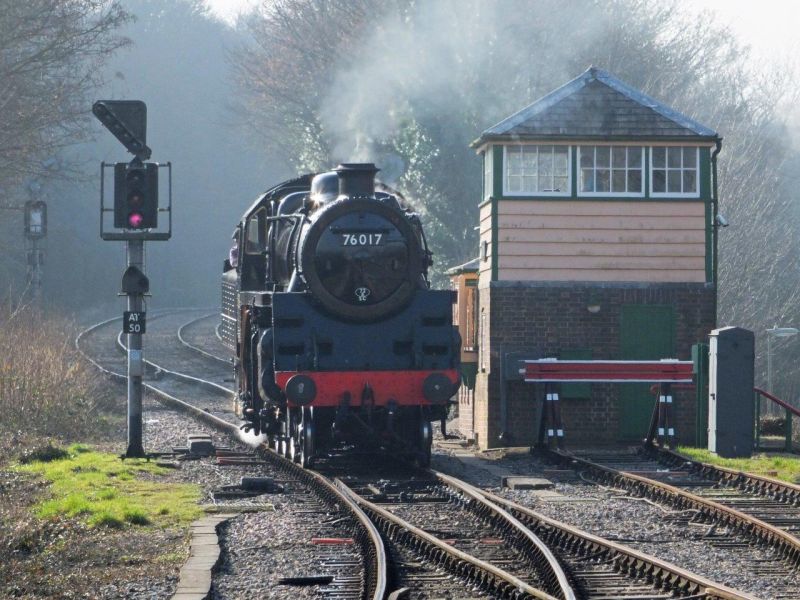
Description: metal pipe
711,138,723,326
126,239,146,458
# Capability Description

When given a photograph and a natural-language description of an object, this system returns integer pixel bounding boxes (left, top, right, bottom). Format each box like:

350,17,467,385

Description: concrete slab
450,454,515,485
177,570,211,587
170,513,235,600
502,476,554,490
190,544,221,555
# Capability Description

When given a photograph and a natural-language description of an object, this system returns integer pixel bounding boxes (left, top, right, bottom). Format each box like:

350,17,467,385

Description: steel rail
433,470,576,600
337,479,558,600
75,308,199,373
477,487,757,600
650,446,800,505
115,330,234,398
176,313,230,364
76,314,388,600
548,448,800,566
87,312,570,599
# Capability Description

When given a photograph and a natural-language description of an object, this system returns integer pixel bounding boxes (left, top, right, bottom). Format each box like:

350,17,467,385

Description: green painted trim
704,196,713,283
490,196,498,281
570,147,578,196
700,147,713,283
496,195,708,202
700,146,711,196
492,145,503,198
481,149,486,203
475,135,720,147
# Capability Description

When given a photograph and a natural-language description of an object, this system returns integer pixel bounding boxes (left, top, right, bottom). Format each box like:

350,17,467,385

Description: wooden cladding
494,200,706,283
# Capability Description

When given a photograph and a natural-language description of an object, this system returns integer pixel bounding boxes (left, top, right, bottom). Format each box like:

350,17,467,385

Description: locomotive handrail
266,214,305,222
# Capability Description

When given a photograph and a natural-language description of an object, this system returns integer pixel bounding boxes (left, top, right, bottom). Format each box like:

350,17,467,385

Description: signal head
113,161,159,231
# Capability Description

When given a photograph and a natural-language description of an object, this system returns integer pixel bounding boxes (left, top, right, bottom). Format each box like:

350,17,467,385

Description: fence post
785,407,792,452
754,391,761,452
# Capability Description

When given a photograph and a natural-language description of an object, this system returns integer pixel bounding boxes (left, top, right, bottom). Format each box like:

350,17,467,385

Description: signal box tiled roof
472,67,718,147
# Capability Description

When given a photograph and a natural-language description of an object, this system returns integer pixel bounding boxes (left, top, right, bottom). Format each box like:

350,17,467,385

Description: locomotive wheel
416,417,432,468
279,414,290,458
288,408,299,463
297,407,315,468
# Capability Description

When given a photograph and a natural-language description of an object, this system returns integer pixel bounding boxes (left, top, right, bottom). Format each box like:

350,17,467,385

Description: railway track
543,447,800,598
76,309,759,599
77,311,384,600
650,445,800,536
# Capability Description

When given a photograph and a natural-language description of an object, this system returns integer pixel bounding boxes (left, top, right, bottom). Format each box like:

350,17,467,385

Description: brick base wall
470,281,716,449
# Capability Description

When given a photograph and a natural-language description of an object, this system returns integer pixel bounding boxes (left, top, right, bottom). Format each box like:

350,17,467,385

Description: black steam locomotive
220,164,460,466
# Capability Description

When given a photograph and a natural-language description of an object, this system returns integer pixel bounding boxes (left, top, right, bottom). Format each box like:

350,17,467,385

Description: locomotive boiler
220,163,460,466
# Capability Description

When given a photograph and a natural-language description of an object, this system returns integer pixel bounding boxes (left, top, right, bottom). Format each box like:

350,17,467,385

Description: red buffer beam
523,359,693,383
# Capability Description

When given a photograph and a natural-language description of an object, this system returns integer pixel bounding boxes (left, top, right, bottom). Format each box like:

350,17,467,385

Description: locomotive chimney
336,163,379,197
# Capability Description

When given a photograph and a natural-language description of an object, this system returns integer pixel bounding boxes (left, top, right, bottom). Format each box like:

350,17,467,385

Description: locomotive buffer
93,100,172,458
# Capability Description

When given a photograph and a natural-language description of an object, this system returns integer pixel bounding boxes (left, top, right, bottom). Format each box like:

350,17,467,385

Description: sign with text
123,311,146,334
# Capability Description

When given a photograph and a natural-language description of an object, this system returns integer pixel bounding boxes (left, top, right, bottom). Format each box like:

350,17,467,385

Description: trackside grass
678,446,800,484
15,444,203,528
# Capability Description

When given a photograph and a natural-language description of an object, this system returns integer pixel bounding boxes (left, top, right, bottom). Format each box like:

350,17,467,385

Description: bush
0,307,115,443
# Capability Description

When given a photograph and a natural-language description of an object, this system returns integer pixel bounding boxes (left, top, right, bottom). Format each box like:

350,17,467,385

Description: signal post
93,100,171,458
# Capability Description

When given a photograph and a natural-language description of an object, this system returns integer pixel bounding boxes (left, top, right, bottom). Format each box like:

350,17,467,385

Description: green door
618,305,675,440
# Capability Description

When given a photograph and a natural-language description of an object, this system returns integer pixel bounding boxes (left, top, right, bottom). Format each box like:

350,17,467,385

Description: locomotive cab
221,164,460,467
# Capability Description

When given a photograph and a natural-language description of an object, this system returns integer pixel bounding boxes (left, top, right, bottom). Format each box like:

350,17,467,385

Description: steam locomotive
220,163,460,466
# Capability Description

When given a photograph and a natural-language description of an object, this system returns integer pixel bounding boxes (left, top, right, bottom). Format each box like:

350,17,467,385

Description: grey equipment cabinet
708,326,755,458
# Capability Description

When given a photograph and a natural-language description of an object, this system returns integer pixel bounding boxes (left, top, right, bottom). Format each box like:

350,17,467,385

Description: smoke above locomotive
221,164,461,467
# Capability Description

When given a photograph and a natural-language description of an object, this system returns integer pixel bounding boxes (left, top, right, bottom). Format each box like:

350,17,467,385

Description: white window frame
502,144,571,197
577,145,645,198
649,146,701,198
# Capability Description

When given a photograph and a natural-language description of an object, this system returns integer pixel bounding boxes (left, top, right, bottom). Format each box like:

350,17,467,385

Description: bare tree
0,0,130,199
233,0,800,396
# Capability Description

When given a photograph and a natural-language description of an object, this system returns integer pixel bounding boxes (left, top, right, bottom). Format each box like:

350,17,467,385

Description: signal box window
504,145,569,196
651,146,699,197
579,145,643,196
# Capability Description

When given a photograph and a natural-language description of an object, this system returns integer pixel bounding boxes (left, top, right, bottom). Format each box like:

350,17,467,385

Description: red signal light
128,213,144,228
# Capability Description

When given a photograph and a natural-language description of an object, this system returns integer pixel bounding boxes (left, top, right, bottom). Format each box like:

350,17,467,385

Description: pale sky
204,0,799,65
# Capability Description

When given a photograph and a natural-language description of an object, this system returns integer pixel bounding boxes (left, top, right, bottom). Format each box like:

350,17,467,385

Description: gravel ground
22,313,794,600
142,395,366,600
432,435,800,600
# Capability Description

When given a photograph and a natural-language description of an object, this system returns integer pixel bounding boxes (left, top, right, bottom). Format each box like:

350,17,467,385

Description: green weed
678,446,800,483
16,444,202,528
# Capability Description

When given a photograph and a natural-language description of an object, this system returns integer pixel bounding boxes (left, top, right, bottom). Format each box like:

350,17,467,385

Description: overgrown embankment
0,307,117,449
0,308,199,597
